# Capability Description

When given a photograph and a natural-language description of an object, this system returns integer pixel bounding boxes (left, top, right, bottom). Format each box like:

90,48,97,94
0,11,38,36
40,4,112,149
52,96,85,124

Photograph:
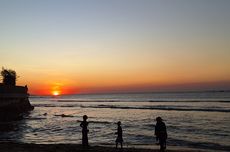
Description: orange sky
1,1,230,95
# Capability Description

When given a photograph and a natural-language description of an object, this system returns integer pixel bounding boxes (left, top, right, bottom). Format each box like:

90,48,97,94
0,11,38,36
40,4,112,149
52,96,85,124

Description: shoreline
0,142,205,152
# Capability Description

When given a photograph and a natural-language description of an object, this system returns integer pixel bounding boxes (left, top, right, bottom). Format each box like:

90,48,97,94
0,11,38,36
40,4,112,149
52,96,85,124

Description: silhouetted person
115,121,123,149
155,117,167,152
80,115,89,147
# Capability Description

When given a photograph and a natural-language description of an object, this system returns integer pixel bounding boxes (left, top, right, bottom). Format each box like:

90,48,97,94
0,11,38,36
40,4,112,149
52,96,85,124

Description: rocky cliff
0,84,34,121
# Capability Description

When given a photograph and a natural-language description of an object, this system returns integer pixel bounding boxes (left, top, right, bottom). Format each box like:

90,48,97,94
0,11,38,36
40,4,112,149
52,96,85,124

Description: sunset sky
1,0,230,95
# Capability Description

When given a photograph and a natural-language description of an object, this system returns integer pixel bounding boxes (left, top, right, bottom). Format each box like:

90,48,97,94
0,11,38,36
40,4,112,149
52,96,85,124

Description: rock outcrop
0,84,34,121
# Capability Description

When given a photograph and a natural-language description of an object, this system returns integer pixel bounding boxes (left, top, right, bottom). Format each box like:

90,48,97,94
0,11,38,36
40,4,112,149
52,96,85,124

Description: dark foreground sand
0,142,204,152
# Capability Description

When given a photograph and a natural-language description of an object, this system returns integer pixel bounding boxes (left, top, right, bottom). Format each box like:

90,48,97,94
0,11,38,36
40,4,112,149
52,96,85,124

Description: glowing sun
52,91,60,96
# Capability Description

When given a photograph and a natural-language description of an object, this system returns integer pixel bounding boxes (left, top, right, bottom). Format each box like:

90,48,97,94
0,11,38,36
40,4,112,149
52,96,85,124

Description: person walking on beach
115,121,123,149
155,117,167,152
80,115,89,147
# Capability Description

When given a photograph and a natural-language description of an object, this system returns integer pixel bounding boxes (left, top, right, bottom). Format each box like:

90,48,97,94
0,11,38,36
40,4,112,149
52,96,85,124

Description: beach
0,142,203,152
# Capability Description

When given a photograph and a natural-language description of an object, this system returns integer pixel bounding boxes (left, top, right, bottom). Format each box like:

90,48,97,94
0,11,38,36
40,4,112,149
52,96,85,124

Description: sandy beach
0,142,204,152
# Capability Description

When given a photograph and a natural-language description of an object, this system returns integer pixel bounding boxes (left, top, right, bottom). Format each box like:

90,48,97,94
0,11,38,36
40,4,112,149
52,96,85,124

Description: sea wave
76,120,111,124
167,138,230,151
83,105,230,112
49,99,230,103
34,104,230,112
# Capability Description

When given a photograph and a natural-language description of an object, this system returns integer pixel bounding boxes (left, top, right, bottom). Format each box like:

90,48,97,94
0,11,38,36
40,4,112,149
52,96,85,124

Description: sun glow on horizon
51,83,62,96
52,90,60,96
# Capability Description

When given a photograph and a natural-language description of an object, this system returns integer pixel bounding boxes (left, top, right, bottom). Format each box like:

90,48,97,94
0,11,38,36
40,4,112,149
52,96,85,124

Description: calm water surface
0,92,230,151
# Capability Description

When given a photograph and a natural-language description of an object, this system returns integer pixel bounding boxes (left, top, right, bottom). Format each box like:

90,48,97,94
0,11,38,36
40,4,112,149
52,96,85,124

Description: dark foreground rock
0,85,34,121
0,98,33,121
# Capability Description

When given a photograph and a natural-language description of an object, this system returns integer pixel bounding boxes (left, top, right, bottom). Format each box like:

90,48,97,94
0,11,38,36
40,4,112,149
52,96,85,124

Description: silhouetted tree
1,67,17,86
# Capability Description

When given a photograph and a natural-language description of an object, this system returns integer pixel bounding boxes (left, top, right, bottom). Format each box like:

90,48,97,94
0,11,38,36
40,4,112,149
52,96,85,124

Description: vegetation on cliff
1,67,17,86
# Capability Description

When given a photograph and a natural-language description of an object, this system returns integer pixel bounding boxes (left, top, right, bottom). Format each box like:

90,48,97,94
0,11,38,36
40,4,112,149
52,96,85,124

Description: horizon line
29,89,230,96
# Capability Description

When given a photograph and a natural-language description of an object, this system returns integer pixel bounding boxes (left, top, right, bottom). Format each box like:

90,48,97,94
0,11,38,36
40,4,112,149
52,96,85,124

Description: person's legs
82,132,84,145
159,139,165,152
163,139,166,150
82,131,88,146
85,135,88,146
160,138,167,151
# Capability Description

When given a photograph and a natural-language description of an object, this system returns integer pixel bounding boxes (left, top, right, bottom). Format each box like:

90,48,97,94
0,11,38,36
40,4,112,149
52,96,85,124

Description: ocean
0,92,230,151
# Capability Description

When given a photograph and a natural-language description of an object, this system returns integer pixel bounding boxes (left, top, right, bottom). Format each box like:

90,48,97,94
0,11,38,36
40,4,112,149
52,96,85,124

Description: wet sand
0,142,204,152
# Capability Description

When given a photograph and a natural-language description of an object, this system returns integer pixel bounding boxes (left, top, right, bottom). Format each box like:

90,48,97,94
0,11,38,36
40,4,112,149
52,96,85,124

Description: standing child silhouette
80,115,89,147
155,117,167,152
115,121,123,149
